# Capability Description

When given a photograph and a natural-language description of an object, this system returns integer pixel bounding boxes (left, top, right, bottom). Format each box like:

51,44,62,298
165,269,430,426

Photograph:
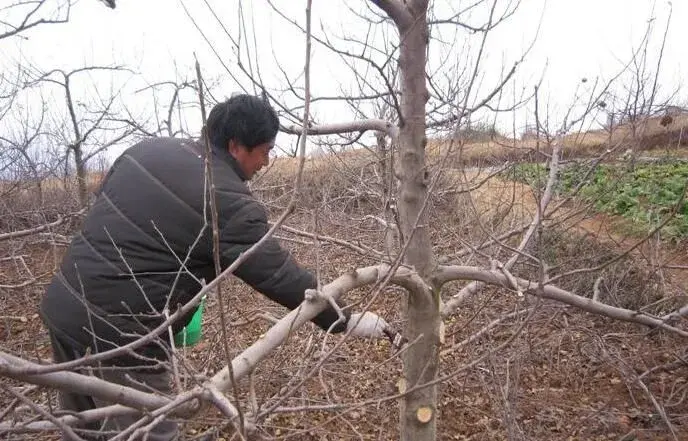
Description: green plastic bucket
174,296,205,347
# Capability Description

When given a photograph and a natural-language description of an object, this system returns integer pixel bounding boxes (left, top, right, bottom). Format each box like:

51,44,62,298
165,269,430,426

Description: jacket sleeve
218,199,350,333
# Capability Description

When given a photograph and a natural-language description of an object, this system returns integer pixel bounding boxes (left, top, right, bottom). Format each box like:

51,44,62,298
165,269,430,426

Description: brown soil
2,202,687,441
2,119,688,440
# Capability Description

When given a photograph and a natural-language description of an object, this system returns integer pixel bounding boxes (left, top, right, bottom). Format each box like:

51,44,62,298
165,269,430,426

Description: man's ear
227,139,240,155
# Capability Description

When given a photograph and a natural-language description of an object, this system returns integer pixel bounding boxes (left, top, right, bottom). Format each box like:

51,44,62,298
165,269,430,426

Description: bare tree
600,3,681,163
0,1,73,195
0,0,73,40
117,76,201,139
211,1,686,440
22,65,137,207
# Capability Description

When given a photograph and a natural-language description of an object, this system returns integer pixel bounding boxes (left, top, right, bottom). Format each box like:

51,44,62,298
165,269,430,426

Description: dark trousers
48,330,179,441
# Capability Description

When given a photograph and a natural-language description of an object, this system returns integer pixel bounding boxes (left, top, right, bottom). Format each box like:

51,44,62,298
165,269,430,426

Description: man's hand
346,311,408,350
346,311,389,339
346,312,408,350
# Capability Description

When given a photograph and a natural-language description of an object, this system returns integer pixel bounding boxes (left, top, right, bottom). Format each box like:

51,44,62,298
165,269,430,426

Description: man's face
228,139,273,180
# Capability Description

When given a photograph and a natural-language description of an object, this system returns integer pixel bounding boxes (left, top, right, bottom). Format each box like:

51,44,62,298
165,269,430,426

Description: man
39,94,392,440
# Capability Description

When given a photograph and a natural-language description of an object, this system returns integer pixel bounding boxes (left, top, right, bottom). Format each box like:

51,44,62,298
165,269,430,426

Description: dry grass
427,113,688,166
3,111,685,205
257,112,688,180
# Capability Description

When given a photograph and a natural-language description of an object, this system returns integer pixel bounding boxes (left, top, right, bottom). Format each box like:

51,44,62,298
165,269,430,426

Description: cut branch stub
416,406,433,424
397,377,407,394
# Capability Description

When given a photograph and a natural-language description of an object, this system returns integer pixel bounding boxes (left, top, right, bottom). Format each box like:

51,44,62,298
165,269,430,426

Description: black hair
205,94,279,151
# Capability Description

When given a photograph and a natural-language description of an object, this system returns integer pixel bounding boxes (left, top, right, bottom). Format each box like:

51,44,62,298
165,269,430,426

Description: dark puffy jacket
39,137,348,367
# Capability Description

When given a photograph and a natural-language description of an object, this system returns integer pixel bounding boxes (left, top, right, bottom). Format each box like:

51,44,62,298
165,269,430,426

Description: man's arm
217,200,350,333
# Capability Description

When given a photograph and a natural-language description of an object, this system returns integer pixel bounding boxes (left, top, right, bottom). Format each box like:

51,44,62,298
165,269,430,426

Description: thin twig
0,209,85,242
195,55,247,437
4,385,84,441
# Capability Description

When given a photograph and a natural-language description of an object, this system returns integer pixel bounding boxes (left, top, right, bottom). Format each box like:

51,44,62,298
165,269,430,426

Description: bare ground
1,196,687,440
3,121,688,439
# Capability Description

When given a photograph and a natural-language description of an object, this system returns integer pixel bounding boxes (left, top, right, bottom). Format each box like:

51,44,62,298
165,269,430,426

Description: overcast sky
2,0,685,161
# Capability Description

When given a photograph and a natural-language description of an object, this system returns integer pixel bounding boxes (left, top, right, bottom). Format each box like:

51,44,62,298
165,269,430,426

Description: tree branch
3,385,83,441
0,352,171,411
0,208,86,242
208,264,422,391
283,118,398,138
272,223,384,258
436,265,688,337
0,404,137,434
370,0,412,29
0,0,71,41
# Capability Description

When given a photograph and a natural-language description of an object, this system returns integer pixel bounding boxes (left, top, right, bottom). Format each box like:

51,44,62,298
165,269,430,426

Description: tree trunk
376,131,390,201
394,2,440,440
73,144,88,208
64,76,88,208
396,2,434,276
400,285,440,441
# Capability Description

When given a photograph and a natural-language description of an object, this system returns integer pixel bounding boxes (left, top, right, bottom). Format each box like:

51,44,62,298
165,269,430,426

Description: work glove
346,311,409,349
346,311,389,339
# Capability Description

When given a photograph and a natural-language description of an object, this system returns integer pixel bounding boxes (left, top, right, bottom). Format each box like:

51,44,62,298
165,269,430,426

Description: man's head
205,94,279,179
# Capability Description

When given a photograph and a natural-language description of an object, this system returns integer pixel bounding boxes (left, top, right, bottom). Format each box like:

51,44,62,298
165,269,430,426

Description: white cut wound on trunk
416,406,433,424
